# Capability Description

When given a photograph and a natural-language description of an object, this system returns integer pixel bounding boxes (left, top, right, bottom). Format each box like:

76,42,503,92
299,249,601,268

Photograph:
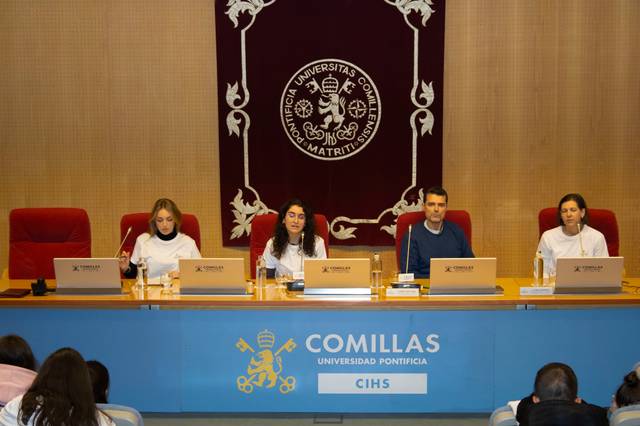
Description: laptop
554,256,623,294
54,258,122,295
429,257,498,295
179,258,247,295
303,258,371,295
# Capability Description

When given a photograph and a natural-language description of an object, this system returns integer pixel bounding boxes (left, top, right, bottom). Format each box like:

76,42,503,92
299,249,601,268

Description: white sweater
536,225,609,276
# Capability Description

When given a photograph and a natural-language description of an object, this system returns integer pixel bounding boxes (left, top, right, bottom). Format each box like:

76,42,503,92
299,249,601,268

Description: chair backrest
120,212,201,254
538,207,619,256
9,208,91,279
395,210,472,269
249,213,330,279
610,404,640,426
488,405,517,426
98,403,144,426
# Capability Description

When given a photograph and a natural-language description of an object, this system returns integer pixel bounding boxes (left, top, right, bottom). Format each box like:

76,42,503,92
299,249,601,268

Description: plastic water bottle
533,251,544,286
136,257,148,289
371,252,382,293
256,255,267,290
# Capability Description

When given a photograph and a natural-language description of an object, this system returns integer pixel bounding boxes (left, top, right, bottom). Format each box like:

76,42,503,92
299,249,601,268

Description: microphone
405,224,412,274
577,222,586,257
299,231,305,271
114,226,133,258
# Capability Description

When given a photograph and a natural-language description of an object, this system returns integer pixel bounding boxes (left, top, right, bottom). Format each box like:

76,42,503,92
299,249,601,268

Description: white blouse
130,232,201,279
262,236,327,274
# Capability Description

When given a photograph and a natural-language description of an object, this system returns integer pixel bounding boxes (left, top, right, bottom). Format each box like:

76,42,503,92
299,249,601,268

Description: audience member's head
87,359,110,404
0,334,36,371
533,362,579,403
613,365,640,410
19,347,100,426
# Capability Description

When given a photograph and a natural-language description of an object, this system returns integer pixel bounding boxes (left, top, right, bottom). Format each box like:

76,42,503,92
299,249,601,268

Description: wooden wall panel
1,0,638,279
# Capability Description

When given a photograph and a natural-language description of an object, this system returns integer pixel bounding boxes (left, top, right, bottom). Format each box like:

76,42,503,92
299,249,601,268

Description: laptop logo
195,265,224,273
321,266,352,274
444,265,474,273
236,330,297,394
573,265,604,273
71,264,100,272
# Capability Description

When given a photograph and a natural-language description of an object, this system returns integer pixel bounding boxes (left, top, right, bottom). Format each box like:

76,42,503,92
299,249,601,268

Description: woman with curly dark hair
262,198,327,277
0,347,114,425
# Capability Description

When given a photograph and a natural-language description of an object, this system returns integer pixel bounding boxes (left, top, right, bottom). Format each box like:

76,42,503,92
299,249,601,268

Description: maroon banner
216,0,445,246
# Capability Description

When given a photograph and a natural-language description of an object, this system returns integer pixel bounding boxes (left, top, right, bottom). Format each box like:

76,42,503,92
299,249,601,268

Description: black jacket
516,394,608,426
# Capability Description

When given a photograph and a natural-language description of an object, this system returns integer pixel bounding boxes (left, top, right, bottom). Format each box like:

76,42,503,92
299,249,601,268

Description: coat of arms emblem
280,58,381,161
236,329,297,394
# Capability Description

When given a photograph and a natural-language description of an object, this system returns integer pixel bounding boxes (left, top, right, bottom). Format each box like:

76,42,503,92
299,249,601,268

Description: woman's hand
118,251,131,272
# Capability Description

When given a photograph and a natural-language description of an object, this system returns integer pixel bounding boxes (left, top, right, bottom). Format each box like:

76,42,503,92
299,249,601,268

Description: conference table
1,277,639,413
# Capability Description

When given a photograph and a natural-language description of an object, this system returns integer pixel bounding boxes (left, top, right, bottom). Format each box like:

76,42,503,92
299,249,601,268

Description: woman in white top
0,347,114,426
119,198,201,279
537,193,609,277
262,198,327,277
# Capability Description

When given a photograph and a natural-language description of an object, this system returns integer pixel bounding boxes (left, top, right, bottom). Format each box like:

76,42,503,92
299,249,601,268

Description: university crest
236,329,297,394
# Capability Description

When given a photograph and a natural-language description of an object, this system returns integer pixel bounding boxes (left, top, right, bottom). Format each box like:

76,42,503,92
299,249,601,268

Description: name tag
397,273,415,282
386,288,420,298
520,286,554,296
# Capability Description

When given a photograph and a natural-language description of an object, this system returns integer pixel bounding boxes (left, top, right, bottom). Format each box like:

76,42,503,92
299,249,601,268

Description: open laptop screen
179,258,246,295
554,256,623,294
54,258,121,295
429,257,497,295
303,258,370,295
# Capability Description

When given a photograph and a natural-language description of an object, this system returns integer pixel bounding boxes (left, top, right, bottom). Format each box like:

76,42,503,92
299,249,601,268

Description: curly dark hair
271,198,317,259
19,347,101,426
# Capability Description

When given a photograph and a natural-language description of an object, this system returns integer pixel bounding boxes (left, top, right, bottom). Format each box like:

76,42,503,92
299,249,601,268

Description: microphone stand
577,222,586,257
299,231,305,271
405,224,412,274
114,226,133,258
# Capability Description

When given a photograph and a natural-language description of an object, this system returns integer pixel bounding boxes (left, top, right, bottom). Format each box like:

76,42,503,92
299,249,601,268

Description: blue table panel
1,307,638,412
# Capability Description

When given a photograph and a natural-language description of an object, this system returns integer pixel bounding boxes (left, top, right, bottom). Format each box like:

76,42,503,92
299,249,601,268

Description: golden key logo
236,329,296,394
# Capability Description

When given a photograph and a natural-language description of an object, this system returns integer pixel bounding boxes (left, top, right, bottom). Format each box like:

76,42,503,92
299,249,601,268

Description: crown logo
321,74,339,94
257,329,275,348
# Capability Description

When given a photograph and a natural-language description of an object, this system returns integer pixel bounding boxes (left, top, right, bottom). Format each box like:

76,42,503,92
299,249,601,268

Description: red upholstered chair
9,208,92,279
119,213,201,255
249,213,330,278
394,210,472,269
538,208,619,256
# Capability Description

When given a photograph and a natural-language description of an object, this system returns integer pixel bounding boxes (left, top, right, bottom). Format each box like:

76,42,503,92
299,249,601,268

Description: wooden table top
1,278,639,309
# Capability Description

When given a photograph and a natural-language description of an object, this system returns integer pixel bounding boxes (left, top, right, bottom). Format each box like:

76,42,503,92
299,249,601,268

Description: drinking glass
274,269,292,288
160,273,172,295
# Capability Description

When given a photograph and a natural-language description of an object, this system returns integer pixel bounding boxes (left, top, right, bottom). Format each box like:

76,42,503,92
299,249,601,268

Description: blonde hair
148,198,182,236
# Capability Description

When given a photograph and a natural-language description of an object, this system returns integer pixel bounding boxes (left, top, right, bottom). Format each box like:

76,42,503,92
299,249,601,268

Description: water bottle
371,252,382,293
256,255,267,290
533,251,544,286
136,257,148,289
